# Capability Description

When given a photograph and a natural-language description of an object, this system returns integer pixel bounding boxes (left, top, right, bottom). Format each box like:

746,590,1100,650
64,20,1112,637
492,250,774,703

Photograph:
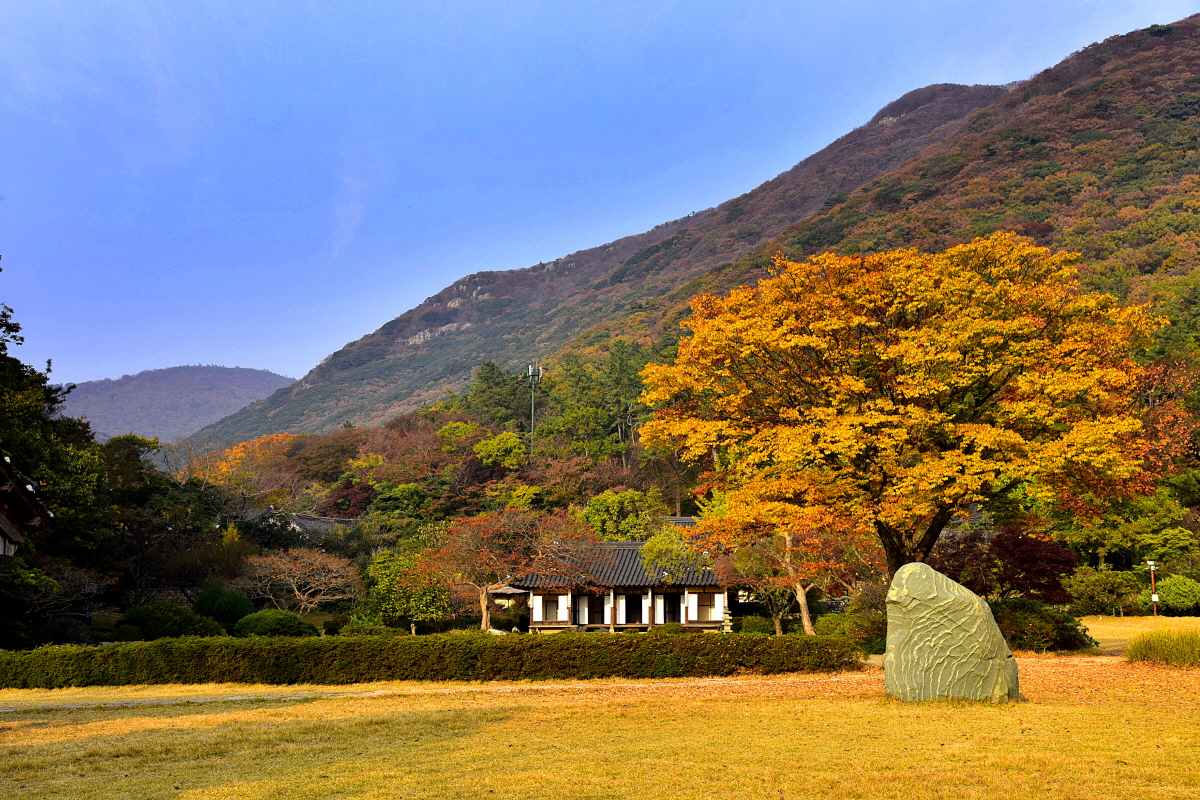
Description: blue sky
2,1,1196,383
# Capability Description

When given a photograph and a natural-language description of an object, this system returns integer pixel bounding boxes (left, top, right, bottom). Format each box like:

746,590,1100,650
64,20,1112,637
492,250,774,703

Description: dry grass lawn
3,657,1200,800
1081,615,1200,655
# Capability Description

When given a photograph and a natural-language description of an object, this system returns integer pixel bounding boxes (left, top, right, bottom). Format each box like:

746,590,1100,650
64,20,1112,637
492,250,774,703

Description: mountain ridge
191,82,1005,448
62,365,294,443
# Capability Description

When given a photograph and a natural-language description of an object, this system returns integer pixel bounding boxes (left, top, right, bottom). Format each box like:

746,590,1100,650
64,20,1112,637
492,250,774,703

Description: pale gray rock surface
883,562,1020,702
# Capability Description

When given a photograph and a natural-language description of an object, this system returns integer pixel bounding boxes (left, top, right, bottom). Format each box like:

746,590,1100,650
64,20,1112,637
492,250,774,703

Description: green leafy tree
599,341,650,447
366,550,451,632
474,431,527,469
104,435,224,604
641,522,711,584
578,489,670,541
370,483,434,518
1054,488,1196,569
0,301,113,646
1063,567,1141,615
458,361,539,431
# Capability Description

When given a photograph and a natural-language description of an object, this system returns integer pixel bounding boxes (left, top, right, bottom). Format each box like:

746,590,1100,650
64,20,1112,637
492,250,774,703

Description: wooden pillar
609,588,616,633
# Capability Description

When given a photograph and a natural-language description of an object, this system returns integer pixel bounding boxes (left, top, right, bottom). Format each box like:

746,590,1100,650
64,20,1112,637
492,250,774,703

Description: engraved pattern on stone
884,562,1021,702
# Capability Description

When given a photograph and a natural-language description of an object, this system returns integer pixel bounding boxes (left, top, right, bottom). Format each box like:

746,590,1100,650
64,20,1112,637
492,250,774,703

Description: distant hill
192,82,1005,447
62,366,294,443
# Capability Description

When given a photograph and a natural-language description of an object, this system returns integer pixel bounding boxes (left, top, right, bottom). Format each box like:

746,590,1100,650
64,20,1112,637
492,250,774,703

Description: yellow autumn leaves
641,233,1162,573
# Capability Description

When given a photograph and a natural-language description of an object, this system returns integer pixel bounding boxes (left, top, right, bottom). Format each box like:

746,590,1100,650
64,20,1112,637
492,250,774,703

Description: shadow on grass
1,705,514,800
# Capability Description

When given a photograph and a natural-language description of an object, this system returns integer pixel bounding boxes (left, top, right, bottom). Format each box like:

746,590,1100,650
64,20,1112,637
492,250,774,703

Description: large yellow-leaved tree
641,233,1162,578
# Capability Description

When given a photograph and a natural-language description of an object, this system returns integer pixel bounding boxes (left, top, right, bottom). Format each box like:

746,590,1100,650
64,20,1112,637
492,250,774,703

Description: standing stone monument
883,562,1021,702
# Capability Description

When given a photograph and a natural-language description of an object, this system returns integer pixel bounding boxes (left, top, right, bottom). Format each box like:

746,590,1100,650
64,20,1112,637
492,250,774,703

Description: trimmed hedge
0,633,862,688
234,610,318,637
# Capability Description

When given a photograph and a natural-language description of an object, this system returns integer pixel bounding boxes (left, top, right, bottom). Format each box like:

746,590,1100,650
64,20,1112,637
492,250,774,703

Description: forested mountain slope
768,18,1200,294
193,83,1003,447
62,366,294,442
558,16,1200,355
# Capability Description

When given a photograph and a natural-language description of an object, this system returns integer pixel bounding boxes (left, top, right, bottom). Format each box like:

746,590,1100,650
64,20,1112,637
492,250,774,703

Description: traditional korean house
513,540,731,633
0,454,53,556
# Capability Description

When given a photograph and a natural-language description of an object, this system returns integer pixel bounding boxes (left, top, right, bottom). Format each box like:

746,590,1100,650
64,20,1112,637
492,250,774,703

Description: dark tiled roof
1,455,54,555
514,541,721,590
234,508,355,533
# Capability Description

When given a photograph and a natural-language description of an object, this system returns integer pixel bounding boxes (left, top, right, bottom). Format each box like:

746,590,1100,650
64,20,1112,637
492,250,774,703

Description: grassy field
2,657,1199,800
1081,615,1200,655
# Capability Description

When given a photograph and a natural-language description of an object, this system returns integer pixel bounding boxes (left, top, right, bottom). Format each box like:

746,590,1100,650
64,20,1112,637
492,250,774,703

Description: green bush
112,624,143,642
814,612,886,654
1148,575,1200,615
117,603,224,641
193,583,255,625
1127,629,1200,667
808,584,888,654
1064,568,1141,616
233,610,318,638
648,623,687,635
736,616,776,635
338,617,409,637
0,633,863,688
988,599,1096,652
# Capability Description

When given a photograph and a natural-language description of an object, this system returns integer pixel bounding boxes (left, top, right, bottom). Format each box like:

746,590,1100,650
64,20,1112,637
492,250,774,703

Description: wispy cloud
329,138,392,260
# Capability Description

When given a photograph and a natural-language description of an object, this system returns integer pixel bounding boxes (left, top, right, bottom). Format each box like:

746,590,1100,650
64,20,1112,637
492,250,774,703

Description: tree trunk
771,612,784,636
794,583,816,635
479,588,491,631
876,509,957,579
410,622,417,635
672,451,683,516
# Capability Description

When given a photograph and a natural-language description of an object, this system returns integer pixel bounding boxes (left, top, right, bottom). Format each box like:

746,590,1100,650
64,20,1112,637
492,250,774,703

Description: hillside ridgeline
196,14,1200,448
192,83,1004,447
62,366,294,443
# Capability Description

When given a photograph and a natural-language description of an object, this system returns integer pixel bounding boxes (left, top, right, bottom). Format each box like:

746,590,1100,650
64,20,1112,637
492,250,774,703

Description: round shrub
648,623,687,635
988,599,1096,652
1151,574,1200,614
813,612,852,637
193,583,255,625
234,610,319,638
117,603,224,641
1063,567,1141,616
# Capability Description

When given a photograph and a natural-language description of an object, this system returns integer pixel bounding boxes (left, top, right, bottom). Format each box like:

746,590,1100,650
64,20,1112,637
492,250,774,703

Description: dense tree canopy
642,233,1164,575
